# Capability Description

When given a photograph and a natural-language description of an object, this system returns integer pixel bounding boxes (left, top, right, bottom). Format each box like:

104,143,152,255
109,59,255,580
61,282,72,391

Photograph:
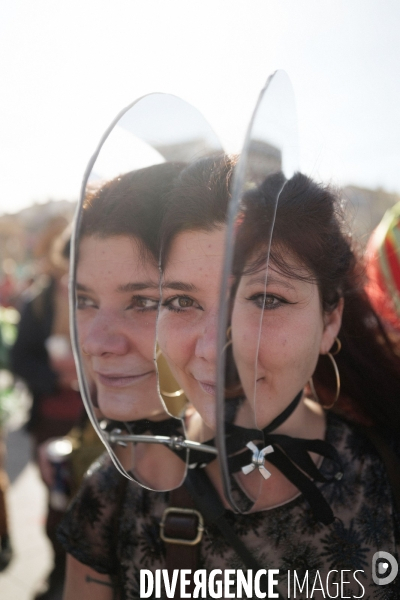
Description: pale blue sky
1,0,399,213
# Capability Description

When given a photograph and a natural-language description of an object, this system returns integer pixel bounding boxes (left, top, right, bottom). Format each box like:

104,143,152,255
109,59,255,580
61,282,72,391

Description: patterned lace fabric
58,413,400,600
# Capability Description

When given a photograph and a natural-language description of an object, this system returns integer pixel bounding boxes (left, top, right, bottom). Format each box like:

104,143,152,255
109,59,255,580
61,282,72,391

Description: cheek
259,315,323,379
129,321,157,361
289,345,319,383
231,305,260,364
158,323,191,368
157,314,200,366
76,313,91,344
257,331,290,371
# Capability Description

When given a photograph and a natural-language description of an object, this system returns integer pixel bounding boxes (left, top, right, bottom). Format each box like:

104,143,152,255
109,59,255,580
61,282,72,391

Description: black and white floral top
58,414,400,599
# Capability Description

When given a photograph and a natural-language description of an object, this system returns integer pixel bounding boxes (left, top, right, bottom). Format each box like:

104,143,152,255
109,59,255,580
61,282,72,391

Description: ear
319,297,344,355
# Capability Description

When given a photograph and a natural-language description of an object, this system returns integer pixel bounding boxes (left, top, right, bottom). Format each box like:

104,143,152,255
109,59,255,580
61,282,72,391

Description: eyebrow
162,281,198,292
76,282,159,293
244,275,297,291
117,282,159,293
76,283,92,292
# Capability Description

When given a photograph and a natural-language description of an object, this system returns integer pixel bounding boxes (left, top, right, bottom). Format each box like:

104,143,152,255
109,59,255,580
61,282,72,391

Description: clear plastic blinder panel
216,71,299,512
70,93,222,490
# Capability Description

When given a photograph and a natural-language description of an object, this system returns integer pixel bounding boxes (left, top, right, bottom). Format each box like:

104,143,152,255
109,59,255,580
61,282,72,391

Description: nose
194,310,218,364
81,311,130,356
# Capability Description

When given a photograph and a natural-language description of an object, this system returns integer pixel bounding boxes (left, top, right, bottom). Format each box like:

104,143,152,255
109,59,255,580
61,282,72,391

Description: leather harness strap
162,485,203,598
161,470,285,600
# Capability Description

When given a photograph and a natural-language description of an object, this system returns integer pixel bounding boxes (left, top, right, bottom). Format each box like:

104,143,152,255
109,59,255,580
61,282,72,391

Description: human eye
127,296,159,312
76,294,97,310
246,293,286,310
161,295,202,313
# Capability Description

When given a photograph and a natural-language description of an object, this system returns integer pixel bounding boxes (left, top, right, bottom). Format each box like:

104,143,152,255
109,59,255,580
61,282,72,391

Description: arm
63,554,115,600
58,457,125,599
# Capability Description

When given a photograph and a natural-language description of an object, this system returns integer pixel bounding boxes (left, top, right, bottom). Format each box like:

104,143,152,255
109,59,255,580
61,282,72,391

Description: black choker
106,396,343,525
178,391,343,525
224,392,343,525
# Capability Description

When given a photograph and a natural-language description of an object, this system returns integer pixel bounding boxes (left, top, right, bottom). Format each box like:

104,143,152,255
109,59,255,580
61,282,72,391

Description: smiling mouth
96,371,154,388
198,381,216,396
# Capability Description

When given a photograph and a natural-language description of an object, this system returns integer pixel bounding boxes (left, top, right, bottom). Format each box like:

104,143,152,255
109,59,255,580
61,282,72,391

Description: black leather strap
162,469,284,599
184,469,285,600
164,486,200,599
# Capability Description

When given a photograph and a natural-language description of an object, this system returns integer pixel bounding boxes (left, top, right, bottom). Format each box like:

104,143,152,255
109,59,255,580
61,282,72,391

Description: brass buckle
160,507,204,546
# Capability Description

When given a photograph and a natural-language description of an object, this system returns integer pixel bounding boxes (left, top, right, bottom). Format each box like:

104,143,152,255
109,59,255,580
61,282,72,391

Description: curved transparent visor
70,93,222,491
216,71,299,511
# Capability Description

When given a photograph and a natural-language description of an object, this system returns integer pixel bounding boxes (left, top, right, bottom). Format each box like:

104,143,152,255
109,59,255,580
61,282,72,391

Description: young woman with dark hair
60,162,191,600
232,171,400,434
157,162,400,598
76,162,185,424
58,155,235,600
158,155,236,432
61,156,400,599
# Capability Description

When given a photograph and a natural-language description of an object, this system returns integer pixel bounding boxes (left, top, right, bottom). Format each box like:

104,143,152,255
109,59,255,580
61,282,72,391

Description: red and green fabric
367,202,400,330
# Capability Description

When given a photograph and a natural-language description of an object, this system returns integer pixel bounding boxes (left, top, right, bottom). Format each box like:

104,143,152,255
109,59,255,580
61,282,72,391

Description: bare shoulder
63,554,115,600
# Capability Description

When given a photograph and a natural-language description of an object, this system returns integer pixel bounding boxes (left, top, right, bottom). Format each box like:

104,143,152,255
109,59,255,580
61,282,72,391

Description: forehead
162,228,226,296
242,244,314,283
165,228,226,268
77,235,158,284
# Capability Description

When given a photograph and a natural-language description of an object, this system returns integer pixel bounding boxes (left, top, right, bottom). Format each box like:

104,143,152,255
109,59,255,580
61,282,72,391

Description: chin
98,391,160,422
190,394,216,432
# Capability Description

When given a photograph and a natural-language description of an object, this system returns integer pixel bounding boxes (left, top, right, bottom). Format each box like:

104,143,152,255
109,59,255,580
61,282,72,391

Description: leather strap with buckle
160,506,204,546
162,485,203,599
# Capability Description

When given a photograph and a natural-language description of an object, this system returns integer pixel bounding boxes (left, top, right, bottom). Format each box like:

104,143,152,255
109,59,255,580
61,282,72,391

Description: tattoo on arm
85,575,113,588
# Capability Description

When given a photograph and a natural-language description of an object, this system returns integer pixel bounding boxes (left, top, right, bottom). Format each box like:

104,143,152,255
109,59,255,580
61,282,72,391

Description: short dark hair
160,154,236,269
80,162,185,260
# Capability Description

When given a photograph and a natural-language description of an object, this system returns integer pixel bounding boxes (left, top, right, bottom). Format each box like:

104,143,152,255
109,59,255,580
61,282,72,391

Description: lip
198,381,216,396
95,371,155,388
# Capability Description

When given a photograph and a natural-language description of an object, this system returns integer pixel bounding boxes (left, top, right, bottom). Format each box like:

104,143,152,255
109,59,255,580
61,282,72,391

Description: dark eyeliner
245,293,293,310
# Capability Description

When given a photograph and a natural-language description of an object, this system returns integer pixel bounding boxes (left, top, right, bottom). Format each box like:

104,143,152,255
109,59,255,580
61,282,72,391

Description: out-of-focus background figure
10,218,85,599
366,201,400,335
0,306,20,571
0,196,104,600
11,219,83,444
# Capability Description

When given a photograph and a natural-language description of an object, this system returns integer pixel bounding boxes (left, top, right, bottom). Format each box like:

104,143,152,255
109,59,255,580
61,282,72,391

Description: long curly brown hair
234,171,400,433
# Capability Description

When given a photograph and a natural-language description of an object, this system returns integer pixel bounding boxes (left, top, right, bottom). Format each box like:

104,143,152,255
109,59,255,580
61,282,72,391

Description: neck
206,396,327,512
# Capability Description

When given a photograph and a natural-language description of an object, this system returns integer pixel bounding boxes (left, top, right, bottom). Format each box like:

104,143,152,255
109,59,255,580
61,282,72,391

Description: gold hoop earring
222,326,232,353
309,351,341,410
330,337,341,356
160,388,185,398
156,348,185,398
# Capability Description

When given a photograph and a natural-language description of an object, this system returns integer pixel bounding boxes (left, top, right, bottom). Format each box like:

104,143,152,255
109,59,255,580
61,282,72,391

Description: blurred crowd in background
0,200,103,599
